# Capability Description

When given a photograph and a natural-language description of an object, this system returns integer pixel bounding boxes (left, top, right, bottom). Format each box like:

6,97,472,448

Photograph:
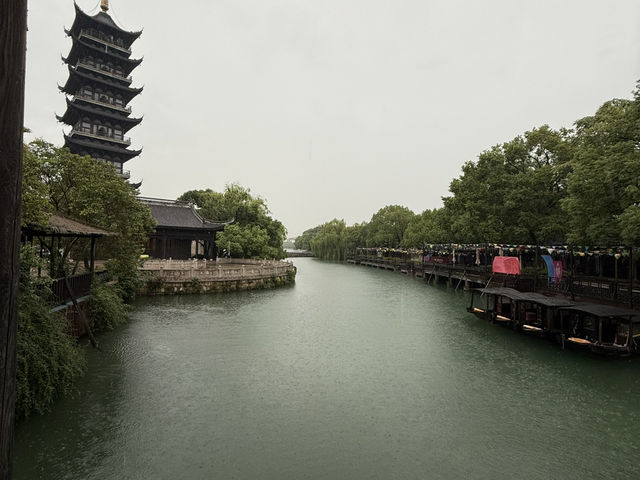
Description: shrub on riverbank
88,280,129,333
16,247,86,419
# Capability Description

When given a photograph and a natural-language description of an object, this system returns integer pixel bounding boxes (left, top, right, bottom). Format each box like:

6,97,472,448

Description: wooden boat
467,288,640,356
467,287,528,327
558,303,640,356
510,292,575,337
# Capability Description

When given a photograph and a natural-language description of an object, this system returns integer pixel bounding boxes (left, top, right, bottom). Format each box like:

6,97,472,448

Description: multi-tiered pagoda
57,0,142,179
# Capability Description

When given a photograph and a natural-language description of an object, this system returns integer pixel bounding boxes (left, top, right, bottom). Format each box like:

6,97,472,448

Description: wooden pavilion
141,198,229,260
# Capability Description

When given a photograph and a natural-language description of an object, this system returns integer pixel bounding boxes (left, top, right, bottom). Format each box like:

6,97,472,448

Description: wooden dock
348,256,640,307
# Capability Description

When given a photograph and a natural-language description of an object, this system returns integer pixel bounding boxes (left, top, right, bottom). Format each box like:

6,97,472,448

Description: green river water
14,258,640,479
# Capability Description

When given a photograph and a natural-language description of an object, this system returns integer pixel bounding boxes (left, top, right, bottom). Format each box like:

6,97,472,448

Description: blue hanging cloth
541,255,554,283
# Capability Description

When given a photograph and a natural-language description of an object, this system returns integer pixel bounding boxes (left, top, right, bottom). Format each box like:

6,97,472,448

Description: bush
16,247,86,419
88,280,128,333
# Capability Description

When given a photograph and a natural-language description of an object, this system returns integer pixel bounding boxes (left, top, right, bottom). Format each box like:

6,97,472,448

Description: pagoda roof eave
60,66,143,102
64,133,142,159
58,98,142,132
63,36,142,73
71,2,142,45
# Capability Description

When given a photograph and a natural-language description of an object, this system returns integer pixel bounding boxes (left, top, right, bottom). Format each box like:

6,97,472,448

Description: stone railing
140,258,295,282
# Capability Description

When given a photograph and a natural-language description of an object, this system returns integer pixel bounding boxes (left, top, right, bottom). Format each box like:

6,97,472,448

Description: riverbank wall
138,258,296,295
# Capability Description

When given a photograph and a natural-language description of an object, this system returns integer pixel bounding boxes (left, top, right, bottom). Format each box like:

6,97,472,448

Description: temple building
57,0,143,179
141,198,230,260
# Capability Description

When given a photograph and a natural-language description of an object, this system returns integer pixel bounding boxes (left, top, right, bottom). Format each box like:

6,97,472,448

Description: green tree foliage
299,82,640,251
564,94,640,245
294,225,322,250
217,224,272,259
21,144,50,226
16,247,86,419
443,126,572,244
88,280,128,333
402,208,450,247
23,140,156,299
345,222,368,255
310,219,349,260
366,205,415,247
619,206,640,246
179,184,286,259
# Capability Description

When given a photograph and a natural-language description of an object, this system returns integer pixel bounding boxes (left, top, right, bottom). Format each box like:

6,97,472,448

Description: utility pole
0,1,28,478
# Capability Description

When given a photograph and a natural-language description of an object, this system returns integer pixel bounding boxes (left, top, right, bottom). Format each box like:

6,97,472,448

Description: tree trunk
0,1,28,478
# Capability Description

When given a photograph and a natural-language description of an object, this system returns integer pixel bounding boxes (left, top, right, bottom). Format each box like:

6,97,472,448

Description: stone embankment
139,258,296,295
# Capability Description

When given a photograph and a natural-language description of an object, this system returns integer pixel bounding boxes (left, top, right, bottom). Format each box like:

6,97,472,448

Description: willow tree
310,219,349,261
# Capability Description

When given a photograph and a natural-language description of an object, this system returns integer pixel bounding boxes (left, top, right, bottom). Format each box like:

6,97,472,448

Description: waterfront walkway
348,255,640,309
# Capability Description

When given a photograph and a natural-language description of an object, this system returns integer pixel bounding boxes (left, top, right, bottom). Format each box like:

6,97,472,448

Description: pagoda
57,0,143,179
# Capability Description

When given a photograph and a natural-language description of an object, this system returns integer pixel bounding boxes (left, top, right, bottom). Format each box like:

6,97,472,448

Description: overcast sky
24,0,640,236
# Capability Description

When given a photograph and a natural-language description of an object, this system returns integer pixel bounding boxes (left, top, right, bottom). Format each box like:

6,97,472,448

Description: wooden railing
79,28,132,54
50,271,109,305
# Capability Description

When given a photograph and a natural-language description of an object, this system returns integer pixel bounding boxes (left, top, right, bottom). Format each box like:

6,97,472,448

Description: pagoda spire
101,0,109,12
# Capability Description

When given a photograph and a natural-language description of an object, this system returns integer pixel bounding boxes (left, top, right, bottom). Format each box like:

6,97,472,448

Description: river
14,258,640,479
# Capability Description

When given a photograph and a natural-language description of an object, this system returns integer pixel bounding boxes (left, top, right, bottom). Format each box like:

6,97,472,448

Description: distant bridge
285,250,314,258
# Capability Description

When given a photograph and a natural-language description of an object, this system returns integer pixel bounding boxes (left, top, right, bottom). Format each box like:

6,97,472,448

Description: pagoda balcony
76,61,132,84
78,28,131,55
72,93,131,113
69,128,131,145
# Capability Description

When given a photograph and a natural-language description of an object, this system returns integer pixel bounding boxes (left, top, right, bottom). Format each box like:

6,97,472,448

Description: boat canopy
560,303,639,320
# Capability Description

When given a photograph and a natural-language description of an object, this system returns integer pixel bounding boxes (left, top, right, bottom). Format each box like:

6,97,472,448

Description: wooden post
89,236,96,275
628,246,633,309
0,1,28,477
614,253,619,300
534,245,539,292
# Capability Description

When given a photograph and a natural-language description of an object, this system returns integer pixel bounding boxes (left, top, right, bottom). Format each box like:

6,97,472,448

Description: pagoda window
114,128,123,140
81,120,91,132
114,66,123,76
114,97,124,107
82,86,93,96
86,56,95,67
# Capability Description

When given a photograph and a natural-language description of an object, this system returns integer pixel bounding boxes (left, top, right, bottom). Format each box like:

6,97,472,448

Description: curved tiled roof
141,198,229,231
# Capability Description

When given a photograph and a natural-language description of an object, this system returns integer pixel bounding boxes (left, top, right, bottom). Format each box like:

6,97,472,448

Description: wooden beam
0,1,28,477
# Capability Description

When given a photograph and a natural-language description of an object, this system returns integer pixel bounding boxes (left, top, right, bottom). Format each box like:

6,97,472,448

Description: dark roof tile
141,198,228,231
